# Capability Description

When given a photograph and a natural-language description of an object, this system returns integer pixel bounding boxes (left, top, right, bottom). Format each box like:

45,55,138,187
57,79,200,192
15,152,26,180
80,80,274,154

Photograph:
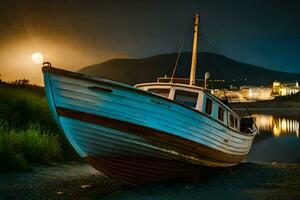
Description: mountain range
79,52,299,87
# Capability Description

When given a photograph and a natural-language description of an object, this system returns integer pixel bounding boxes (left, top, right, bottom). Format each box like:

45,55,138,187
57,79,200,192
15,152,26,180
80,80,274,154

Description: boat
42,14,257,185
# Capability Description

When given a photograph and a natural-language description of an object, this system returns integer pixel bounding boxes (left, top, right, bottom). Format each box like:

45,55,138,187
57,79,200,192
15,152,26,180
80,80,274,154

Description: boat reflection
253,114,299,138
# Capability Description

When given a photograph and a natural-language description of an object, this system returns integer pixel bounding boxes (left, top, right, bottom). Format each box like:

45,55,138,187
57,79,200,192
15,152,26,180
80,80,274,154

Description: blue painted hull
43,66,255,185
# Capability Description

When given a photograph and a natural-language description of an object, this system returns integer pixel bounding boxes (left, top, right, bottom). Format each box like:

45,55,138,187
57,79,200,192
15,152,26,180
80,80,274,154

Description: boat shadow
104,163,259,199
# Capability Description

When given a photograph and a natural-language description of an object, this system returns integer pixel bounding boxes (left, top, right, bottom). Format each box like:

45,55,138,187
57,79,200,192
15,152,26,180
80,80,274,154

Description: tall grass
0,122,62,170
0,86,54,130
0,84,78,171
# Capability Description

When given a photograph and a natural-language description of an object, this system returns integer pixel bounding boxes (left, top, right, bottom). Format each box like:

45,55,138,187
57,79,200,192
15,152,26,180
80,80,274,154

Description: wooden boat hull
85,156,210,186
42,66,256,185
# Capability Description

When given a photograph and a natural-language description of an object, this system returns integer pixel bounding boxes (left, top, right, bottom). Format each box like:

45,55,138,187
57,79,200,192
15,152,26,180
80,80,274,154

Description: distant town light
254,114,299,137
248,89,252,97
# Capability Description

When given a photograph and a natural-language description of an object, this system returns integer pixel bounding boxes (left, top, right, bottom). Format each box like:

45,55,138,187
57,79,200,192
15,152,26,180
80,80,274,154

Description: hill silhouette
79,52,299,87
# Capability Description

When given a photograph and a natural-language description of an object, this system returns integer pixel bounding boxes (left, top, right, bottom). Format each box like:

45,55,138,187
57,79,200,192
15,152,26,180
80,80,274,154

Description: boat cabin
134,14,253,134
135,81,241,132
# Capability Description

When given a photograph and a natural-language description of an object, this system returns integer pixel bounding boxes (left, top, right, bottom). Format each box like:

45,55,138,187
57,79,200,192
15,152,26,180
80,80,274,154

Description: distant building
240,86,273,101
272,81,281,95
272,81,299,96
212,80,299,102
212,89,241,102
229,85,238,90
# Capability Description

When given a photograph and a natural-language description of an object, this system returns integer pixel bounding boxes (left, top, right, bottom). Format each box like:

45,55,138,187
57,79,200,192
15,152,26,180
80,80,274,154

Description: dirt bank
0,162,299,200
0,163,122,200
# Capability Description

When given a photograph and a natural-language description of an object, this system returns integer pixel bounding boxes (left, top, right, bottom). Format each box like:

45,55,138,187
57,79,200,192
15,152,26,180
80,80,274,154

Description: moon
31,52,44,64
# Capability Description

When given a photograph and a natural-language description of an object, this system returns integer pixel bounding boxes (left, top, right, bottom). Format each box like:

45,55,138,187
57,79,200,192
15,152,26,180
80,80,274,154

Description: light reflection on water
253,114,299,138
247,114,300,163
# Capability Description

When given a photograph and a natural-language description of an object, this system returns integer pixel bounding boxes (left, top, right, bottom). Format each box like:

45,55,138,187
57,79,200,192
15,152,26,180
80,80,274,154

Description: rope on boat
199,32,259,133
168,15,258,134
170,20,193,83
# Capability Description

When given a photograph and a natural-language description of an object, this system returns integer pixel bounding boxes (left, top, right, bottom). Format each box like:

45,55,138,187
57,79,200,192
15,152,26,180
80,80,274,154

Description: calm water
246,114,300,163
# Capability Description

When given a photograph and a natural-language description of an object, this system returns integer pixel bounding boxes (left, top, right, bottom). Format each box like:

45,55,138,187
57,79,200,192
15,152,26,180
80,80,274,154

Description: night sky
0,0,299,85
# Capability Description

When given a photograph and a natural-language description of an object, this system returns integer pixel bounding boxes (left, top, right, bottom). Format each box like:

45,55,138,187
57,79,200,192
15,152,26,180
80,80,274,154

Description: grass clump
0,122,62,171
0,86,54,130
0,84,79,171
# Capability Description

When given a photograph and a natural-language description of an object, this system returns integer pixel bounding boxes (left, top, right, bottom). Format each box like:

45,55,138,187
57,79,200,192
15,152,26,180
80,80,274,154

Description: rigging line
236,97,259,133
199,33,230,103
200,32,259,131
209,79,214,90
199,33,226,91
170,21,193,83
220,79,231,108
199,33,220,53
170,40,185,83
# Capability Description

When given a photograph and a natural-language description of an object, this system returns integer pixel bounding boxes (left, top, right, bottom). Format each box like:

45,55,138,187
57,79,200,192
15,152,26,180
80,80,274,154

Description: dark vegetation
79,52,300,87
0,81,78,171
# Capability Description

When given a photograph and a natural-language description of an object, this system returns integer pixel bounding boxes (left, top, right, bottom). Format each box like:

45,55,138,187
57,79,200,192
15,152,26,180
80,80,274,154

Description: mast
189,14,199,86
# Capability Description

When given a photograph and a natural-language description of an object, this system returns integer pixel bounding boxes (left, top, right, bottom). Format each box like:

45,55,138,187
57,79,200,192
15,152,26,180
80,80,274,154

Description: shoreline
232,101,300,117
1,162,299,200
233,108,300,118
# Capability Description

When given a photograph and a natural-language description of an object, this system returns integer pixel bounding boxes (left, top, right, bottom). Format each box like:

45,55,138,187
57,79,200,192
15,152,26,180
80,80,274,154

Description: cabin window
229,113,239,129
229,114,235,128
234,117,239,129
148,88,170,97
205,98,213,115
174,90,198,108
218,106,225,121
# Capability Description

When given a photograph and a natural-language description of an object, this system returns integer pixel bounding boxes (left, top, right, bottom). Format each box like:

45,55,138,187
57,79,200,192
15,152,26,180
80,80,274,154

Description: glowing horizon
0,38,128,85
1,1,299,85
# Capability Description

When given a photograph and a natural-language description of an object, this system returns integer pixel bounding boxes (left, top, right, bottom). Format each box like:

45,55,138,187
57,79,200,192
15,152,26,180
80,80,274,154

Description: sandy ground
0,162,300,200
0,163,122,200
